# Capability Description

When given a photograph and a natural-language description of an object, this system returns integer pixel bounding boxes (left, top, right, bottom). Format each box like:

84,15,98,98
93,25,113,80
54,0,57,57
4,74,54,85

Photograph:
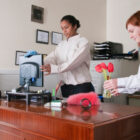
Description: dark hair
126,11,140,29
61,15,81,29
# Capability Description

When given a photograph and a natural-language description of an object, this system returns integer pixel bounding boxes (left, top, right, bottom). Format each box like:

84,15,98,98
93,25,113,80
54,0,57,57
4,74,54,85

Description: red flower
100,63,107,70
108,63,114,72
95,64,102,73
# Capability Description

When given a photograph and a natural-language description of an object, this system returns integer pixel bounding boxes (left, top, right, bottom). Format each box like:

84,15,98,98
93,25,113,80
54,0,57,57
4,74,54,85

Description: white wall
107,0,140,53
0,0,106,70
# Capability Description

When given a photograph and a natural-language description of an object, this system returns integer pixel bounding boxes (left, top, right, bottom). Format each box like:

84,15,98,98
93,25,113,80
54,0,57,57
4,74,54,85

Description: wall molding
0,69,19,75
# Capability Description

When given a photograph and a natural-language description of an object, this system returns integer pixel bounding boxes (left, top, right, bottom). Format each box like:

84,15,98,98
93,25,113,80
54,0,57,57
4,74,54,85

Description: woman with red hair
104,11,140,95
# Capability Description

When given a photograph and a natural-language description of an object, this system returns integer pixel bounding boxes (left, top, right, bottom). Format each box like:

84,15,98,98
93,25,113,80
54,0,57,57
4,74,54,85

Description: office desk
127,94,140,106
0,100,140,140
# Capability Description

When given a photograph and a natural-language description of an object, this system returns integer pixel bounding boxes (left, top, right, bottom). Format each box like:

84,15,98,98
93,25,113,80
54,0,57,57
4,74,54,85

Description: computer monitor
19,55,43,92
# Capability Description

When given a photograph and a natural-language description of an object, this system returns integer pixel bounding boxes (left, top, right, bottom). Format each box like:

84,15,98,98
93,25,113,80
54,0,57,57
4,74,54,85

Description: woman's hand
111,89,120,96
40,64,51,75
104,79,118,90
104,79,120,96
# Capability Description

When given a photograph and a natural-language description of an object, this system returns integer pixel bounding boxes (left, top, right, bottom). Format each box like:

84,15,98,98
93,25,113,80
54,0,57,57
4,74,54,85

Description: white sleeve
44,50,57,65
50,40,90,74
118,87,140,94
118,74,140,89
117,77,129,88
117,64,140,88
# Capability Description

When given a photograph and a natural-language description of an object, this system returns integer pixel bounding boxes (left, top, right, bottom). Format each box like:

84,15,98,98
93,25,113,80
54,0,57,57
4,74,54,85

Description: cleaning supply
24,50,38,57
67,92,100,108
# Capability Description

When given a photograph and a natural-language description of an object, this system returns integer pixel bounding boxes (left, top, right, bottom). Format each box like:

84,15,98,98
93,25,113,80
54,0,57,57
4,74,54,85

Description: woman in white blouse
104,11,140,95
41,15,94,97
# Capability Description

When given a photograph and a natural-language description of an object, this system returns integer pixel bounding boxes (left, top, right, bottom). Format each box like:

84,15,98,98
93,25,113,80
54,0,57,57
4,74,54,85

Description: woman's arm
50,39,90,74
44,51,57,65
117,64,140,88
117,87,140,94
118,74,140,89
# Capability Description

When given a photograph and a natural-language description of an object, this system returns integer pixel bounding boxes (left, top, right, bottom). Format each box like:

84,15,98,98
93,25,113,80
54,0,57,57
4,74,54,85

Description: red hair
126,11,140,29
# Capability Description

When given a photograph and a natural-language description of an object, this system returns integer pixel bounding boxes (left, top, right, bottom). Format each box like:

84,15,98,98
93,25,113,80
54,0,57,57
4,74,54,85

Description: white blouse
44,34,92,85
117,64,140,94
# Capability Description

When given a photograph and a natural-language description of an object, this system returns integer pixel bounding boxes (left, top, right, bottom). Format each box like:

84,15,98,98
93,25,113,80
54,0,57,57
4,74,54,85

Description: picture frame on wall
15,51,27,65
36,29,49,44
51,31,63,45
31,5,44,24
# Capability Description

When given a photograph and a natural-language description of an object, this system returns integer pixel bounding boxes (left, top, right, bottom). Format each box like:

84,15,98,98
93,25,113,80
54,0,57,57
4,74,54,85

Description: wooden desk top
0,99,140,140
0,100,140,125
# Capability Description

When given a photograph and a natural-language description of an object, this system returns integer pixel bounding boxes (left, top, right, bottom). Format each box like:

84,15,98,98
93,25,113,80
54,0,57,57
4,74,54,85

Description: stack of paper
44,100,62,107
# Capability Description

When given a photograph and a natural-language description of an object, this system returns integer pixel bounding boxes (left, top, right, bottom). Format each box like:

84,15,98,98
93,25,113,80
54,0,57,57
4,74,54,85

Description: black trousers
61,82,95,98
